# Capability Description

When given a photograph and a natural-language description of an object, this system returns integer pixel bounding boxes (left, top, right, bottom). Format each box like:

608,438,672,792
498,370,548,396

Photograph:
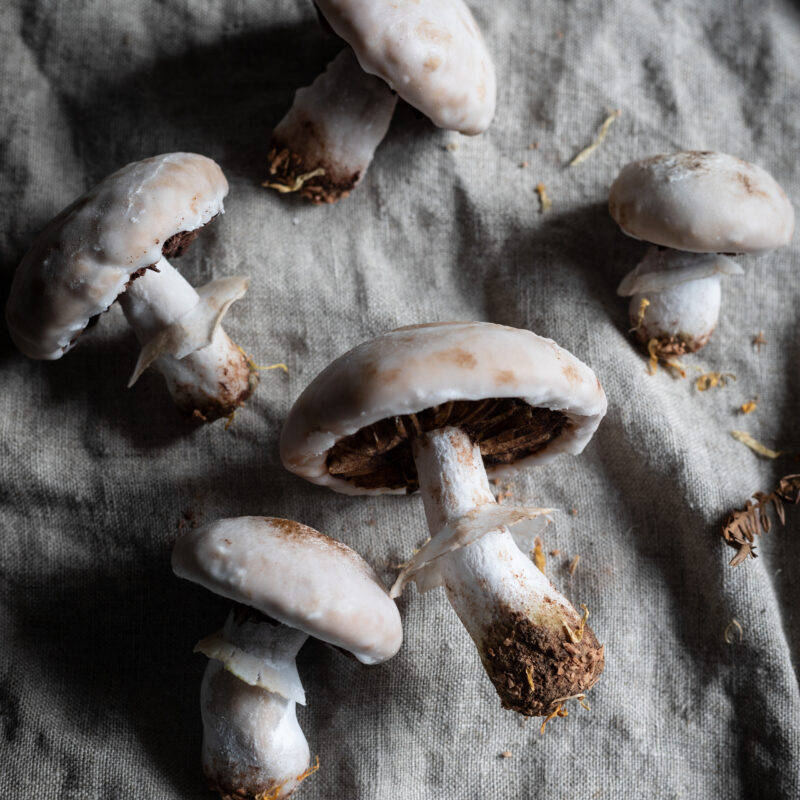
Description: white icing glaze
172,517,403,665
200,660,309,800
271,48,397,188
280,322,607,496
195,613,308,704
6,153,228,360
609,151,794,253
631,275,722,343
316,0,496,134
617,247,743,296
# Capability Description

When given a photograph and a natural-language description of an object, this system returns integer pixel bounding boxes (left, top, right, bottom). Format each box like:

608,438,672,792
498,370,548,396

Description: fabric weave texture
1,1,798,798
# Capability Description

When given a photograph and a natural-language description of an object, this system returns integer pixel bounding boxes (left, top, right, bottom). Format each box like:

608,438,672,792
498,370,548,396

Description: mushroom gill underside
326,398,568,491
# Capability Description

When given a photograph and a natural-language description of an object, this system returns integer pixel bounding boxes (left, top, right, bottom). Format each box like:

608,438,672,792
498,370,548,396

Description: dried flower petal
740,399,758,414
696,372,735,391
564,604,589,643
630,297,650,332
569,110,621,166
730,430,783,459
536,183,551,213
647,339,686,378
533,537,546,574
722,474,800,565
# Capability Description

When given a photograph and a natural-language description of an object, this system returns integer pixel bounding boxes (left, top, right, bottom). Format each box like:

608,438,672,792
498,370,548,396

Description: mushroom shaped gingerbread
610,151,794,358
172,516,402,800
6,153,258,422
266,0,496,203
281,322,607,717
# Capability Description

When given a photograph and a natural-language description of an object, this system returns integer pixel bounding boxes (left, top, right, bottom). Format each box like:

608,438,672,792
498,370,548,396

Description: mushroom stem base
412,426,604,716
266,48,397,204
201,661,310,800
120,257,257,422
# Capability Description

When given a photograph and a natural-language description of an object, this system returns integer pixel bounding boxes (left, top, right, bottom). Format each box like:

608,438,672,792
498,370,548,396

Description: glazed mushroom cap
6,153,228,360
618,248,744,355
608,151,794,254
172,516,403,665
316,0,496,135
280,322,607,496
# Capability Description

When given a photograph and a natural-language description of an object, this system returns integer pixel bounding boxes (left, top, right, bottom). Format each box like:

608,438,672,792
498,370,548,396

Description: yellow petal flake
533,536,547,574
631,297,650,331
740,399,758,414
695,372,735,391
535,183,551,213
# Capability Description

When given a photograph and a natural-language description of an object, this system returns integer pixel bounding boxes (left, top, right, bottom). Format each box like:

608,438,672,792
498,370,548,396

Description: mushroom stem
199,611,311,800
119,256,257,421
266,48,397,204
628,274,721,357
618,247,746,357
411,426,604,716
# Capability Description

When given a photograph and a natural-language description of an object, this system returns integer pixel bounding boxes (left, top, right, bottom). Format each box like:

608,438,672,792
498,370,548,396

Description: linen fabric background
1,1,799,798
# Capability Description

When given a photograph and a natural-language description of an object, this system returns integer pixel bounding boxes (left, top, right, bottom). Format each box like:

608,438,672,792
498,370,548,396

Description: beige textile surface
1,1,799,798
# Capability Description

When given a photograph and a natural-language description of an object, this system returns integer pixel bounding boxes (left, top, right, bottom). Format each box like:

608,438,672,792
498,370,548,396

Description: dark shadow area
36,327,201,449
4,551,422,798
6,557,214,796
484,199,646,338
60,24,343,184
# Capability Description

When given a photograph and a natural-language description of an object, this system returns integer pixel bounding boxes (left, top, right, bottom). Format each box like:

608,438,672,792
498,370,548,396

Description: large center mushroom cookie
6,152,258,422
281,322,608,717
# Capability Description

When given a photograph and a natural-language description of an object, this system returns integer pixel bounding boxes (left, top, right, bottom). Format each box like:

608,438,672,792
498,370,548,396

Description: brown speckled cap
609,151,794,253
172,516,402,665
280,322,607,496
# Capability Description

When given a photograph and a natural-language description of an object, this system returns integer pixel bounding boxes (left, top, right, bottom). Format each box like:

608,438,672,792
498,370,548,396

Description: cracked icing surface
6,153,228,360
172,517,402,665
609,151,794,253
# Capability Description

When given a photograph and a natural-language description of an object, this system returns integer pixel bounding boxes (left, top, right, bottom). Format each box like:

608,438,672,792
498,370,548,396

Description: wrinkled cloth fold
1,1,798,798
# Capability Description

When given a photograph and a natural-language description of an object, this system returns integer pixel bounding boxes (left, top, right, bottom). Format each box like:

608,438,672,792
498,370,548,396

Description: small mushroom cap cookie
280,321,607,495
172,517,402,665
6,153,227,360
608,151,794,254
316,0,496,135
